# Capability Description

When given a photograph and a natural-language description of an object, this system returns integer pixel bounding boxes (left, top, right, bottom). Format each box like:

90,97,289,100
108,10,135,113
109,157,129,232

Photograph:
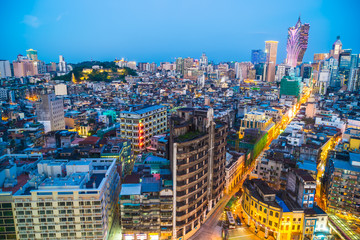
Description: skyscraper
251,49,266,65
26,48,38,61
285,17,310,67
265,41,278,82
200,52,208,69
330,36,343,61
0,60,11,78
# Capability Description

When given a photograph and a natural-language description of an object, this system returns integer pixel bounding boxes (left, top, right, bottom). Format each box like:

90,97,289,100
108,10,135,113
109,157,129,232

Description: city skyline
1,0,360,64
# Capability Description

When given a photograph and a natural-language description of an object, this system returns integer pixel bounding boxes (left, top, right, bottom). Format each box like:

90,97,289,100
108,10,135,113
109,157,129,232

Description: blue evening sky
0,0,359,64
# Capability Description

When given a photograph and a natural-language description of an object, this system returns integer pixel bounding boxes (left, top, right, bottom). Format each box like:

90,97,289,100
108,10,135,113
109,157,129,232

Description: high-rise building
13,59,35,77
347,68,360,91
325,151,360,219
265,41,278,82
169,107,227,239
119,155,173,240
338,50,352,87
117,105,167,154
251,49,266,65
175,57,184,75
200,53,208,69
0,60,11,78
26,48,38,61
183,57,194,71
329,36,343,61
36,93,65,133
285,17,310,67
8,158,119,240
275,64,291,82
58,55,67,73
280,75,303,100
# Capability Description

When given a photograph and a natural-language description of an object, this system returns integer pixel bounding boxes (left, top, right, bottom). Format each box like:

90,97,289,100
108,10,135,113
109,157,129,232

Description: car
236,216,241,226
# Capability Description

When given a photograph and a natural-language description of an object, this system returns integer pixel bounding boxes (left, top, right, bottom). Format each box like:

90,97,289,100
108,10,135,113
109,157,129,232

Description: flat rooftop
121,105,165,115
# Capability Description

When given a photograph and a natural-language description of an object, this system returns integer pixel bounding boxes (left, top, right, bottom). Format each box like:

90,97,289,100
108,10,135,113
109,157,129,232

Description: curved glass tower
286,17,310,67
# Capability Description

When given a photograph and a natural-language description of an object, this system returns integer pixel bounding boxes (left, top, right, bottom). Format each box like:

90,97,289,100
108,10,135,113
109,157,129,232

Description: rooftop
121,105,165,115
120,183,141,195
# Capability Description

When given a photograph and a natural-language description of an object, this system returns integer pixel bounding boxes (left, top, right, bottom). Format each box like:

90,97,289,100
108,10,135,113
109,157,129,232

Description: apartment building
119,155,173,240
36,93,65,133
118,105,167,154
326,151,360,219
169,107,227,240
0,157,119,240
225,152,245,194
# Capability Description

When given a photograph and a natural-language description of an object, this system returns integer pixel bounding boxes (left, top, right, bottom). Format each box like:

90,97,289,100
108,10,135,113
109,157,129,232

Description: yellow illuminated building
349,137,360,151
241,179,304,240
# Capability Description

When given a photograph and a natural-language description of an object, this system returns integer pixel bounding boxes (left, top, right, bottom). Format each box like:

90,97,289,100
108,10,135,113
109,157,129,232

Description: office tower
347,68,360,91
169,107,227,239
175,57,184,75
329,36,343,61
183,57,194,71
251,49,266,65
275,64,291,82
36,93,65,133
325,57,340,88
0,60,11,78
26,48,38,61
326,151,360,219
13,59,35,77
200,53,208,68
338,50,352,87
301,64,312,78
118,105,167,154
265,41,278,82
285,17,310,67
119,155,173,239
350,54,359,69
58,55,67,73
33,60,46,75
10,158,119,240
318,69,331,95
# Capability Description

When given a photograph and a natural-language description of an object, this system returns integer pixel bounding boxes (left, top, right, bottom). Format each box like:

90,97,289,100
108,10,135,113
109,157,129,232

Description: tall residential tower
285,17,310,68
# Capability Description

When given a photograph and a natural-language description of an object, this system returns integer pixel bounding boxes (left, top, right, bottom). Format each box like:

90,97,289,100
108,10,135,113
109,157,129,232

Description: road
189,163,257,240
190,88,312,240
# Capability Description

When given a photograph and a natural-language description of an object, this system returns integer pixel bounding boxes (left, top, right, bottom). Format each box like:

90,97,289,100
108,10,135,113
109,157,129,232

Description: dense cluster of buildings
0,16,360,240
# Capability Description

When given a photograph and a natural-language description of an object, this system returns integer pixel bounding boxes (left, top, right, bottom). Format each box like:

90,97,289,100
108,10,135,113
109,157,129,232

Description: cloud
23,15,41,28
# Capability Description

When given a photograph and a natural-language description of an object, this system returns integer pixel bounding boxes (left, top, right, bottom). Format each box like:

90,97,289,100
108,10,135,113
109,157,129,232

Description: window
275,212,279,218
269,221,272,226
270,211,273,216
